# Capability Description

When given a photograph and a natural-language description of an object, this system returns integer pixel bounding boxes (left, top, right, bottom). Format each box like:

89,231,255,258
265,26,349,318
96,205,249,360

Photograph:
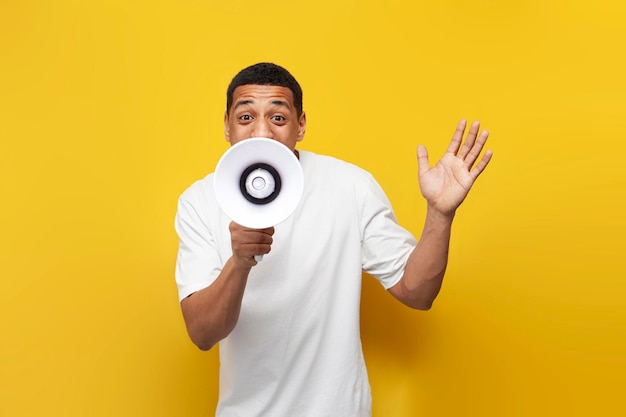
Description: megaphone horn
214,138,304,261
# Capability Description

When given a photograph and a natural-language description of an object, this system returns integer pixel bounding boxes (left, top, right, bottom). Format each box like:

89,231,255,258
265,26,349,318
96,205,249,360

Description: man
175,62,492,416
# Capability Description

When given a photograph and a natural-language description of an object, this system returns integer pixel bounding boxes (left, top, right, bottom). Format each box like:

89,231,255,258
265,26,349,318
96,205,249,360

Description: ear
224,111,231,143
296,111,307,142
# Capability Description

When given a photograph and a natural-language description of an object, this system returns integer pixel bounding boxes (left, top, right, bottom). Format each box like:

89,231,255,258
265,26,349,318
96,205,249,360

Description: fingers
229,222,275,265
446,119,492,170
470,149,493,181
457,121,481,160
463,127,489,168
445,119,468,155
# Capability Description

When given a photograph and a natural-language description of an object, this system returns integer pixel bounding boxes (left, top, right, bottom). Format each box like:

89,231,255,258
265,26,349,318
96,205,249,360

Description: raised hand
417,119,493,218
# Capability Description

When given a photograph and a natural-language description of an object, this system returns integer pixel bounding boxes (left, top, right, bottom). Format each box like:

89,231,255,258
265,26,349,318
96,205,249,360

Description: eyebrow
233,99,254,111
232,99,291,111
270,100,291,110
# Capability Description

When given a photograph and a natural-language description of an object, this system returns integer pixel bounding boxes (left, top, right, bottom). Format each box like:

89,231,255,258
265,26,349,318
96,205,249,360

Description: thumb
416,145,430,178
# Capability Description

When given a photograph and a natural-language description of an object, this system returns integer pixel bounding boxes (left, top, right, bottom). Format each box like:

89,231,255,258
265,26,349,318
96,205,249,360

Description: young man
175,62,492,416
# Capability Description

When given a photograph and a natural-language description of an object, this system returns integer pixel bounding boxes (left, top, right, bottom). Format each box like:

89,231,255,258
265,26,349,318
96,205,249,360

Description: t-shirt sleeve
174,195,224,302
360,174,417,289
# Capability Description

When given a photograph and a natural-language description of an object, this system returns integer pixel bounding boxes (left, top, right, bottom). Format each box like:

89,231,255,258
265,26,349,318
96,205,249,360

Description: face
224,84,306,151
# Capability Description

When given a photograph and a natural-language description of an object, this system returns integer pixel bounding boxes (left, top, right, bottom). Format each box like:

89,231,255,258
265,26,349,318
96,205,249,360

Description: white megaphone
214,137,304,261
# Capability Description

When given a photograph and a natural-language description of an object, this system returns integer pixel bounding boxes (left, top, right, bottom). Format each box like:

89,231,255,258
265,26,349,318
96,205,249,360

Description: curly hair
226,63,303,116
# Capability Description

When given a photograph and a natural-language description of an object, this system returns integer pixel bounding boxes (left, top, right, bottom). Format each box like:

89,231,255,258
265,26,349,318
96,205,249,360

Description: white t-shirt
175,150,417,417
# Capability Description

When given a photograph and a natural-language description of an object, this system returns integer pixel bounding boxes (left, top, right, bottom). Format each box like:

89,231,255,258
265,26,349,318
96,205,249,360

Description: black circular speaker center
239,163,282,204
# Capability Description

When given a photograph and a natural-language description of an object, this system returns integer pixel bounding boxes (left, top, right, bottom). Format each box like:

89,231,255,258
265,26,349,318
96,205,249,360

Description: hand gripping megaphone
213,138,304,261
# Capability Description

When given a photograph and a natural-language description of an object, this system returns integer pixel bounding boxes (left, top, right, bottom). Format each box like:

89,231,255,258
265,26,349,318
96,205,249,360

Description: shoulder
299,150,375,184
299,150,389,210
178,173,215,204
175,173,221,222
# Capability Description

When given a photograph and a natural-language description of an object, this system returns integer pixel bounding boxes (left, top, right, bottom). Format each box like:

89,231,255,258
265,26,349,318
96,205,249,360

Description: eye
272,115,286,122
239,114,252,121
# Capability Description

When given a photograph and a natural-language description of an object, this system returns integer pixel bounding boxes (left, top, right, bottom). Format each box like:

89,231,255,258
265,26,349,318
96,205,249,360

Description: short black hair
226,62,303,116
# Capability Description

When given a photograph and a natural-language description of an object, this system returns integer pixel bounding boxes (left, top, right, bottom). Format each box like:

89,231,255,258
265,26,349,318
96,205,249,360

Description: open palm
418,120,493,216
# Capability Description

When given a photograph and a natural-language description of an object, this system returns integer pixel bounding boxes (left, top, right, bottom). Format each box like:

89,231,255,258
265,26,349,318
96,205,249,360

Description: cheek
227,124,251,141
274,126,296,140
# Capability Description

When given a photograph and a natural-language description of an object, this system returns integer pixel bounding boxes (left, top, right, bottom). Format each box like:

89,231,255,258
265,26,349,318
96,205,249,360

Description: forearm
391,206,454,310
180,257,251,350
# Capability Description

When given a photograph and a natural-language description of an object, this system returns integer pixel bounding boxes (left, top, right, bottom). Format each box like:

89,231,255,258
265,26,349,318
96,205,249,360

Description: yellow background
1,0,625,415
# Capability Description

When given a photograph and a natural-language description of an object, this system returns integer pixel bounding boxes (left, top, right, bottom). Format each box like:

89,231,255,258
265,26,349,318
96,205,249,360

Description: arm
388,119,492,310
180,222,274,351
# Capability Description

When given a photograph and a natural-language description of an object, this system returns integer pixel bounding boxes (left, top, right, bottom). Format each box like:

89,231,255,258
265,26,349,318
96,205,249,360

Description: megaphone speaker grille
214,138,304,229
240,163,282,204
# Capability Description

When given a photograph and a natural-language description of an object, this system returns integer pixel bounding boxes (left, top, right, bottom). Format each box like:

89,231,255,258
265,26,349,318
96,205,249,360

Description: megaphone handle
254,254,264,262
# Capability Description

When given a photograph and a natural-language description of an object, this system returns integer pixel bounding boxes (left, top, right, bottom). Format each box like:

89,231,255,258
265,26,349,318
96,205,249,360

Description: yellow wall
1,1,624,415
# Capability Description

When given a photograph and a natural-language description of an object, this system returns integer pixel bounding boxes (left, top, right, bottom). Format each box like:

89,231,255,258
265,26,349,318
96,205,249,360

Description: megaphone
214,137,304,261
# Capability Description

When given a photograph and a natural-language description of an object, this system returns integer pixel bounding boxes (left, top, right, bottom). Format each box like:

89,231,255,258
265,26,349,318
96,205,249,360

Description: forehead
231,84,295,107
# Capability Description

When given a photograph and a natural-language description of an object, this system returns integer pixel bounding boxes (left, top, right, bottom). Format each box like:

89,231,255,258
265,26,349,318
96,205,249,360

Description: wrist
425,204,455,227
227,257,254,276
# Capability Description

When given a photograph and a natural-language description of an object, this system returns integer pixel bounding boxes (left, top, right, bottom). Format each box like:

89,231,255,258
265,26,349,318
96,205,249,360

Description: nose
252,119,273,139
